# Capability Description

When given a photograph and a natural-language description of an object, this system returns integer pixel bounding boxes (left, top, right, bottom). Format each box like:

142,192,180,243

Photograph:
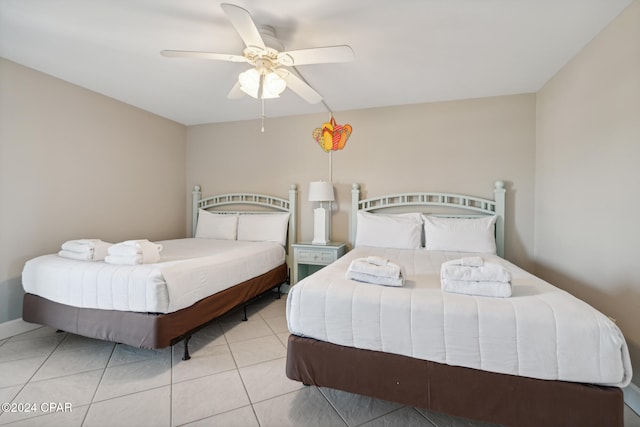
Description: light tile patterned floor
1,294,638,426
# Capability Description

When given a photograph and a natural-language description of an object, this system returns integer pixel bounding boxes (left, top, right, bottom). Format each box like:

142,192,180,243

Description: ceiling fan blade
161,50,247,63
220,3,266,52
227,81,245,99
278,45,355,66
277,69,322,104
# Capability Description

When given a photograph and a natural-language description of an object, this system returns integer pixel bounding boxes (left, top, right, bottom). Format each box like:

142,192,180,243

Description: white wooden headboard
192,184,298,251
350,181,506,257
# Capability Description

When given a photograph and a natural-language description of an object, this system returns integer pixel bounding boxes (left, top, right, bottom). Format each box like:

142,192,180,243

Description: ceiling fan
161,3,355,104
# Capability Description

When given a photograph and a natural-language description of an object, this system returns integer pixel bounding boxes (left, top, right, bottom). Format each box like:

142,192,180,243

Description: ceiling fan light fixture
264,71,286,94
238,69,286,99
238,68,259,90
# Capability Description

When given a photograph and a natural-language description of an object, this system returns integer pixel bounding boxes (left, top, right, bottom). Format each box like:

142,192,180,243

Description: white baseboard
625,382,640,416
0,318,41,340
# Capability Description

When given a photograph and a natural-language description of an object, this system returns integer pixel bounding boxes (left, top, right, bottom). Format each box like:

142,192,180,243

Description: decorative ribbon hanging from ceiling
312,116,352,152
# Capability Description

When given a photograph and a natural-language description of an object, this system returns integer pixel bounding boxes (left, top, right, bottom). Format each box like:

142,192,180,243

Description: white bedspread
286,247,632,387
23,238,285,314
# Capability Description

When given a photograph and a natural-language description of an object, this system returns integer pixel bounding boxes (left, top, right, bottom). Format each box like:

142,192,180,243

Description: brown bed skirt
285,334,623,427
22,263,287,350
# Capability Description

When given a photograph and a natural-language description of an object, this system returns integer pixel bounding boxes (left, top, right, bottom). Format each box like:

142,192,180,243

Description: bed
22,185,297,360
285,181,632,427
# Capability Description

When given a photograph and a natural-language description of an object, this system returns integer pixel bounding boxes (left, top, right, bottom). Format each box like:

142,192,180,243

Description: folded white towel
58,250,95,261
104,254,144,265
61,239,100,252
366,256,389,266
108,240,162,264
441,278,512,298
459,256,485,267
346,257,405,286
441,259,511,283
120,239,163,252
58,239,112,261
347,258,402,279
108,240,163,255
346,270,404,287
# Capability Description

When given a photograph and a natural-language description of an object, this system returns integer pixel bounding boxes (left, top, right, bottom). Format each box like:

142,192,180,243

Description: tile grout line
170,342,174,427
186,317,272,427
315,386,350,427
80,341,119,426
223,319,260,426
13,331,67,398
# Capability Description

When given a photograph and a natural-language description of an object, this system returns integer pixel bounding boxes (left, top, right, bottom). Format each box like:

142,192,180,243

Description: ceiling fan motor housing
257,25,284,51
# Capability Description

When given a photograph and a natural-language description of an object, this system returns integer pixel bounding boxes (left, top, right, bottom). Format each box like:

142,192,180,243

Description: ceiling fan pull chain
257,72,264,100
261,98,265,132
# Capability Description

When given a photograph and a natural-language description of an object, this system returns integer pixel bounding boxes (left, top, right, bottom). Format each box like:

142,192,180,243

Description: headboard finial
351,184,361,245
495,181,505,190
192,185,202,237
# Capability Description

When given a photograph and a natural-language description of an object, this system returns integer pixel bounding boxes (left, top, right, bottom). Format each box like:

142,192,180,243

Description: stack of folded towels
440,256,512,297
104,239,163,265
58,239,112,261
346,256,404,287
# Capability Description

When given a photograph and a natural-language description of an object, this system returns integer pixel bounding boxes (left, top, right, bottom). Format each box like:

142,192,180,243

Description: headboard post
493,181,506,258
288,184,298,248
351,183,361,246
192,185,202,237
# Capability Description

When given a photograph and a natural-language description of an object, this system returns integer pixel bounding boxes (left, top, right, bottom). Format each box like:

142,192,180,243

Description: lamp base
312,207,330,245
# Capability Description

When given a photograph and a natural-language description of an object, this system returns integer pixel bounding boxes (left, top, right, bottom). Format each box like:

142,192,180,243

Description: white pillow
237,213,290,246
355,211,422,249
195,210,238,240
423,215,497,254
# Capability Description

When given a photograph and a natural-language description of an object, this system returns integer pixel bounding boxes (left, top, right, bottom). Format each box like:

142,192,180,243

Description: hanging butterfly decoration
312,116,352,152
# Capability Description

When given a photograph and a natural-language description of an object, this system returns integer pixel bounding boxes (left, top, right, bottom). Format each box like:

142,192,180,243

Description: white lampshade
238,69,286,99
308,181,335,202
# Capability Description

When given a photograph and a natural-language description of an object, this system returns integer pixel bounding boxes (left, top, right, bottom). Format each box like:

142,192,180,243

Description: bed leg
276,284,282,299
182,336,192,361
242,305,248,321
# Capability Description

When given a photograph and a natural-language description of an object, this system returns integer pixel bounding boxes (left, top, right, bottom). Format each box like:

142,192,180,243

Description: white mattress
23,238,285,314
286,247,632,387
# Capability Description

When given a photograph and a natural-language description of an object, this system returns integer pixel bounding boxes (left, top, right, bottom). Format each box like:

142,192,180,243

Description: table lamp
308,181,335,245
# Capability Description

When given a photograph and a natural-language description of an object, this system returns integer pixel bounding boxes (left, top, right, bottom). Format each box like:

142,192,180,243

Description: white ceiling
0,0,632,125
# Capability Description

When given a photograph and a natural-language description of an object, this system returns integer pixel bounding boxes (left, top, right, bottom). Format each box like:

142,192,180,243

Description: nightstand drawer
297,249,336,263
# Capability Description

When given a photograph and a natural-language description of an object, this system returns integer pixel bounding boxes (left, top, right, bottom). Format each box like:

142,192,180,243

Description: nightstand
291,242,346,285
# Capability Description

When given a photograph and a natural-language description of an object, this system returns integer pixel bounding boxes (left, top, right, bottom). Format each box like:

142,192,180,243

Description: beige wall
0,58,187,322
187,94,536,270
535,1,640,384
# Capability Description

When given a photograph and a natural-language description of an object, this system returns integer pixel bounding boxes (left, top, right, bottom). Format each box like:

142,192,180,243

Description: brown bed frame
286,334,623,427
22,263,287,359
22,185,298,360
285,182,625,427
